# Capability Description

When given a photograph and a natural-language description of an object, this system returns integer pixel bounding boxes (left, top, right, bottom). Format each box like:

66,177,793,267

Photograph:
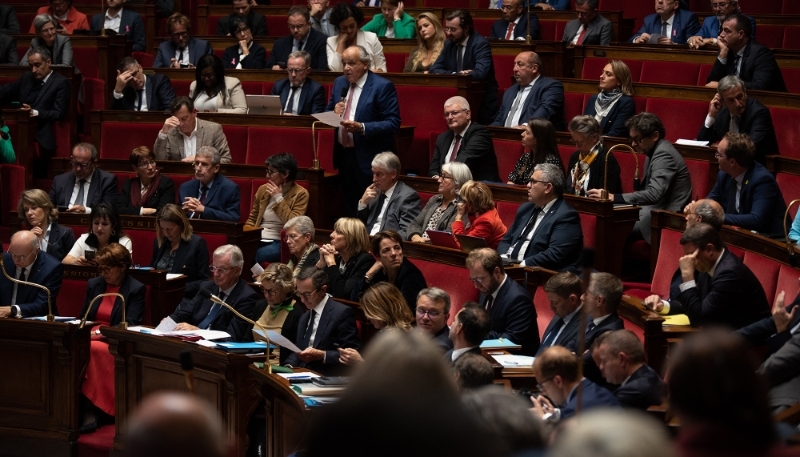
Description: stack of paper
292,384,346,396
662,314,691,326
480,339,522,350
492,354,535,373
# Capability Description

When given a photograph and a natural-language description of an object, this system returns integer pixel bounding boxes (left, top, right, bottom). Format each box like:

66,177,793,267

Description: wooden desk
0,320,91,457
100,327,265,456
249,366,310,457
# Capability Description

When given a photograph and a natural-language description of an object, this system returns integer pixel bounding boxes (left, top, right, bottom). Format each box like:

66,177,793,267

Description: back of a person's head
461,386,544,456
453,352,494,390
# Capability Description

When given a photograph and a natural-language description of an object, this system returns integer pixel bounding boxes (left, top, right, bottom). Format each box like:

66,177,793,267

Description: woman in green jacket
361,0,415,38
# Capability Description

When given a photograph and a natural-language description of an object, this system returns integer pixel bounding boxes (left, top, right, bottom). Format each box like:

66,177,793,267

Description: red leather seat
558,144,574,168
56,279,88,318
579,213,597,249
644,98,707,143
685,158,713,199
396,85,457,174
495,200,521,231
195,234,230,263
231,177,253,222
262,81,275,95
598,0,652,29
564,92,586,125
540,20,558,42
384,52,408,73
756,25,786,49
315,129,336,172
612,149,646,194
164,174,193,202
582,57,642,82
492,138,524,182
472,18,494,38
171,80,192,97
780,68,800,95
738,0,781,13
409,258,479,324
776,173,800,219
777,264,800,302
100,123,163,159
132,52,155,68
206,15,223,35
220,125,248,163
624,228,682,299
241,81,261,96
743,251,781,305
418,191,435,208
493,54,516,92
245,127,315,166
770,107,800,158
698,64,713,86
639,61,700,86
125,228,157,267
72,47,100,79
0,164,25,229
266,16,287,36
784,0,800,13
533,285,554,339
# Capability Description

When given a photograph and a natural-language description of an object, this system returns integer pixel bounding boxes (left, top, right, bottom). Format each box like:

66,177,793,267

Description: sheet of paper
278,372,322,380
253,329,302,353
676,139,710,147
663,314,691,326
195,339,218,348
155,316,178,332
312,111,344,128
166,273,184,280
492,354,535,368
128,326,163,335
251,263,264,276
169,329,230,340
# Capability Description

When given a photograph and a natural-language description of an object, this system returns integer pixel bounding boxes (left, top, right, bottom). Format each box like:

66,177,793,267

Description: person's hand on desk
338,347,363,365
585,189,610,201
643,294,665,313
174,323,200,331
634,33,651,44
66,204,86,213
0,306,12,318
296,347,325,362
182,197,205,215
410,235,427,243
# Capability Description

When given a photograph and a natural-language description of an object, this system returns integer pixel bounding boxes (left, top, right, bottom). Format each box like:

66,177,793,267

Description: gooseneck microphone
0,255,54,322
79,293,127,330
180,350,195,394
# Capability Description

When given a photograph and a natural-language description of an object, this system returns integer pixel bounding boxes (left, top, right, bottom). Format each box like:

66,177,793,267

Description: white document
253,329,302,353
278,372,322,380
155,316,178,332
492,354,535,368
166,273,184,280
312,111,344,128
195,339,218,348
169,329,230,340
251,263,264,277
676,139,709,147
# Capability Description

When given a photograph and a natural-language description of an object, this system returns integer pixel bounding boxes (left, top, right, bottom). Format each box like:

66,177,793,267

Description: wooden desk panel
249,366,308,457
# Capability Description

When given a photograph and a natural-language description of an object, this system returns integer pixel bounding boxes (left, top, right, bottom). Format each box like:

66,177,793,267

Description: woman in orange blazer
451,180,507,250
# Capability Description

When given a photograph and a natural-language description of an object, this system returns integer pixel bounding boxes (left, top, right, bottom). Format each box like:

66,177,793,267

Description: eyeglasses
629,135,645,145
468,274,487,284
297,289,318,299
536,377,554,391
443,109,466,119
710,1,730,9
444,27,460,33
138,160,156,169
7,250,35,262
70,159,93,169
267,169,281,175
576,11,591,17
714,151,730,159
97,266,115,274
528,178,551,185
192,161,212,169
570,137,586,147
209,265,235,274
286,68,307,74
416,309,442,318
171,31,189,39
285,232,304,241
261,287,280,297
440,173,454,180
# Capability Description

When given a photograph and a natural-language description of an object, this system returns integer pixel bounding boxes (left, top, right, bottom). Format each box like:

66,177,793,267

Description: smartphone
84,250,96,261
57,206,69,212
180,62,189,69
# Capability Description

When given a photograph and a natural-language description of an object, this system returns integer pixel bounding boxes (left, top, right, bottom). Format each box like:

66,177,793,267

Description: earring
112,230,116,236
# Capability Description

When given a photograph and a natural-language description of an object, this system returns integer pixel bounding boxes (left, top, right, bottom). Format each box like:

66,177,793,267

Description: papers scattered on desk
155,316,177,332
292,383,345,396
25,316,76,322
663,314,691,326
253,329,302,353
493,355,535,373
166,274,184,280
126,326,232,341
279,372,322,380
481,339,522,350
675,139,709,147
311,111,344,128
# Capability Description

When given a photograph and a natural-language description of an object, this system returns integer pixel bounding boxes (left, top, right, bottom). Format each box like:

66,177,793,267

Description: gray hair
196,146,221,166
213,244,244,267
534,163,565,197
444,96,470,111
353,45,371,66
569,115,601,137
28,46,52,62
441,161,473,191
575,0,599,8
33,14,57,34
417,287,451,313
693,200,724,231
284,215,315,238
371,151,401,173
718,75,746,95
288,50,311,67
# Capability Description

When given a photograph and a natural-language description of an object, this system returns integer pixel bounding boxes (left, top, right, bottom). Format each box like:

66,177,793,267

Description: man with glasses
358,152,420,238
430,96,499,182
587,112,692,245
629,0,699,45
688,0,755,49
284,266,360,375
155,96,232,164
0,231,63,319
170,245,258,341
90,0,146,51
489,0,539,41
177,145,239,221
562,0,612,46
267,6,327,71
154,13,213,68
465,248,538,355
270,51,326,115
111,56,175,112
444,302,491,362
490,51,564,129
498,163,583,270
49,142,118,214
415,287,453,352
217,0,267,36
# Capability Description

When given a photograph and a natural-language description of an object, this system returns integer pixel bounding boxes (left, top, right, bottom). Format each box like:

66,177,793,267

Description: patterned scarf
594,89,624,120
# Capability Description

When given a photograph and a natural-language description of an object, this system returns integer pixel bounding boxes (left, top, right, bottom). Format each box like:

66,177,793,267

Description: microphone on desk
0,255,54,322
180,350,195,394
80,293,127,330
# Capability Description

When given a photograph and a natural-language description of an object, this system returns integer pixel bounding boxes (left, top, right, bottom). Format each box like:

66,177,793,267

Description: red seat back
262,81,275,95
651,229,683,297
495,200,521,230
582,57,642,82
384,52,407,73
125,228,156,267
241,81,261,96
100,123,162,159
133,52,156,68
230,178,253,222
0,165,25,228
644,98,707,142
267,15,288,36
770,107,800,158
246,127,315,167
533,285,554,339
780,68,800,95
315,129,336,172
698,64,713,86
558,145,574,169
540,20,558,42
165,173,193,202
777,264,800,301
195,233,230,263
639,61,700,86
492,139,524,182
57,279,88,318
776,173,800,219
220,125,248,163
757,25,786,49
564,92,586,125
784,0,800,13
579,213,597,248
171,80,192,97
396,85,457,175
742,251,780,305
472,18,494,37
612,149,646,194
408,258,478,324
738,0,781,13
685,158,713,200
784,27,800,49
418,191,435,208
493,54,516,92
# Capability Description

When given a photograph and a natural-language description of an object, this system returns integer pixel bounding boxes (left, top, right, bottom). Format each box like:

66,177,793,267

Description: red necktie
339,83,356,148
576,27,588,45
505,22,515,40
450,134,462,162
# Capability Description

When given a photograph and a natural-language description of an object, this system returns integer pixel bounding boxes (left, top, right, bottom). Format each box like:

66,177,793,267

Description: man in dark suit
0,231,63,318
154,13,214,68
706,13,786,92
705,132,785,235
358,152,420,239
489,0,539,41
444,301,491,363
592,329,666,410
499,163,583,270
270,50,326,115
630,0,699,44
491,51,564,129
326,45,401,217
758,330,800,413
49,142,118,213
154,96,232,163
216,0,267,36
644,223,771,330
430,10,498,125
688,0,756,49
698,76,780,164
536,272,583,356
266,6,327,70
416,287,453,353
0,33,17,64
178,146,240,222
170,245,258,342
90,0,146,51
562,0,612,46
429,96,500,182
0,4,19,35
284,267,360,376
466,248,538,355
738,290,800,361
111,56,175,112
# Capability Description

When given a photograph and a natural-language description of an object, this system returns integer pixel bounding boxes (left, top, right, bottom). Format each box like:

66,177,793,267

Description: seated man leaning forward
154,96,232,164
177,145,240,222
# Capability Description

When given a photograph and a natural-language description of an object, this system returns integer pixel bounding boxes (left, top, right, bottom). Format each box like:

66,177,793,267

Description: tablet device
425,230,460,249
455,234,489,252
246,95,283,115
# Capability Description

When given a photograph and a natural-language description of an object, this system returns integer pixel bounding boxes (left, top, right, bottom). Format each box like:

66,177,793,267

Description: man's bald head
687,199,724,231
8,231,40,269
11,230,38,250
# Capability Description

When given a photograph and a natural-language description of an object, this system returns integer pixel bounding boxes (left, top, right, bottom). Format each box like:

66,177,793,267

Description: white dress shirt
104,8,122,33
516,198,557,265
444,122,471,163
338,71,367,145
69,174,92,214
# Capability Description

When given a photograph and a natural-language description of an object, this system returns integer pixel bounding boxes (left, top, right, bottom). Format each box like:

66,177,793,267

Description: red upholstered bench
493,54,516,92
172,80,192,97
221,125,248,163
125,228,157,267
266,15,287,35
770,107,800,157
262,81,275,95
639,61,700,86
777,173,800,217
612,149,646,194
164,173,194,202
245,127,316,167
582,57,643,82
624,228,683,299
56,279,89,318
408,258,479,324
784,27,800,50
384,52,408,73
738,0,781,13
418,191,435,208
579,213,596,249
533,285,554,339
743,251,781,306
316,129,336,172
492,138,524,181
779,68,800,96
0,165,25,236
698,64,713,86
230,177,254,222
396,85,458,174
563,92,588,127
241,81,261,96
685,158,713,199
133,52,155,68
473,18,494,38
100,123,163,159
495,200,521,231
644,98,707,142
757,24,786,49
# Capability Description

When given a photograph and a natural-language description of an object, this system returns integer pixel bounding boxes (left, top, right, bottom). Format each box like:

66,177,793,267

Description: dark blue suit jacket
613,364,666,410
480,277,539,356
497,199,583,271
221,42,267,69
491,75,564,129
325,72,401,176
169,278,259,341
45,222,75,262
738,293,800,360
583,94,636,137
271,77,326,115
430,32,498,125
178,173,240,222
532,0,569,9
0,251,63,317
707,162,786,235
80,274,145,326
698,14,756,40
696,96,779,165
153,37,214,68
49,168,119,209
284,298,361,375
577,312,625,388
111,73,175,112
707,40,786,93
535,309,581,356
150,234,210,293
0,71,69,150
489,12,540,40
265,28,328,70
91,9,146,51
629,9,700,44
561,378,620,419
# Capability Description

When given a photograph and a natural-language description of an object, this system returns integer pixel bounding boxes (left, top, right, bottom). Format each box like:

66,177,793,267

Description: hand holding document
311,111,344,128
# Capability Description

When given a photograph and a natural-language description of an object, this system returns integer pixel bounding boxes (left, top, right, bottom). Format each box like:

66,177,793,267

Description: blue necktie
541,317,564,348
198,292,225,329
586,320,596,333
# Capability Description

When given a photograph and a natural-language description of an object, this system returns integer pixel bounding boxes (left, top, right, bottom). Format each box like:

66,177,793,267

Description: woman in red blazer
451,180,507,250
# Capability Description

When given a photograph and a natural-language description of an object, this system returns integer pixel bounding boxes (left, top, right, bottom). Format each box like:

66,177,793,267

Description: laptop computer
425,230,460,250
246,95,283,115
455,234,489,253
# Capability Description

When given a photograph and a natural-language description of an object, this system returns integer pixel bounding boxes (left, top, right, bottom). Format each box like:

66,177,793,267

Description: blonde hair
18,189,58,224
360,282,413,331
258,263,295,295
333,217,371,257
155,204,193,247
459,180,495,214
607,60,634,96
409,12,444,72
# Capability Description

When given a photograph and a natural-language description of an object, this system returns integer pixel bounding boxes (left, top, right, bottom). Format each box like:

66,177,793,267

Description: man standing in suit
154,13,214,68
0,32,17,64
562,0,612,46
49,142,118,213
466,248,538,355
0,231,63,318
430,10,498,125
444,302,491,363
429,96,500,182
499,163,583,270
90,0,146,51
706,14,786,92
630,0,699,45
267,6,328,71
154,96,232,163
357,152,420,239
416,287,453,353
537,272,583,356
704,133,785,235
270,50,326,115
111,56,175,112
178,146,239,222
170,245,258,341
489,0,540,41
697,76,780,164
644,223,770,329
688,0,756,49
588,112,692,244
491,51,564,129
592,329,666,410
326,45,401,217
284,266,360,376
217,0,267,36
